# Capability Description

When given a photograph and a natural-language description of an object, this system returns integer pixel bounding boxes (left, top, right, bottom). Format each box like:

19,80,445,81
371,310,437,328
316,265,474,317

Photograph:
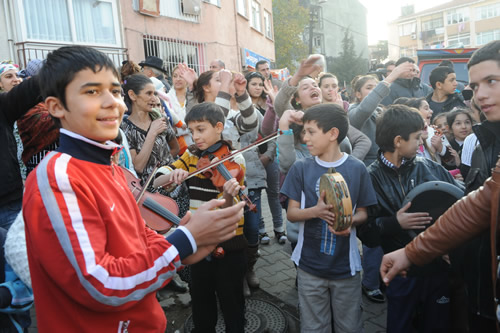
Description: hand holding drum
319,168,353,232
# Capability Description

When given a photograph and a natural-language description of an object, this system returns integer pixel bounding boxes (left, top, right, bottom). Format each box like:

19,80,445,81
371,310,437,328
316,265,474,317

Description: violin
158,131,282,196
196,141,257,212
120,166,180,234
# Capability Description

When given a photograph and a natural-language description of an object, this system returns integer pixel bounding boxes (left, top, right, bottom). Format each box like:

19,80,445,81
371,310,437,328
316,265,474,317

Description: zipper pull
411,179,415,189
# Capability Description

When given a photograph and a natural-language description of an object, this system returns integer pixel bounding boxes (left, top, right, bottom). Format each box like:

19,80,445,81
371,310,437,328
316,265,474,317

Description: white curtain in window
23,0,72,41
73,0,116,44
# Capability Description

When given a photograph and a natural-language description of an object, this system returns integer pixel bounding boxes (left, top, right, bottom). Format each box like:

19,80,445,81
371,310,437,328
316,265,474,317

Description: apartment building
0,0,275,74
388,0,500,60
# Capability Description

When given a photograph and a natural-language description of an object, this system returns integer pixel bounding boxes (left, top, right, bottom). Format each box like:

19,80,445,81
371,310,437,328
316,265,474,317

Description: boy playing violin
23,46,244,333
154,102,247,333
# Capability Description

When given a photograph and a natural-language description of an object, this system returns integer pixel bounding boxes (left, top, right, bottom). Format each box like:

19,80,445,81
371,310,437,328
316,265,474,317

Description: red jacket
23,130,194,332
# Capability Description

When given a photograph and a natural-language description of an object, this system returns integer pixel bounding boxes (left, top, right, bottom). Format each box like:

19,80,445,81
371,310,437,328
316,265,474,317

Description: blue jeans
259,161,284,233
362,245,384,290
0,199,22,230
244,189,261,246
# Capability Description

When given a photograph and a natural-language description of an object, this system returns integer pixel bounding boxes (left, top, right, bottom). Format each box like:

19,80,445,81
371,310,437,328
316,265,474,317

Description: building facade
388,0,500,60
0,0,275,75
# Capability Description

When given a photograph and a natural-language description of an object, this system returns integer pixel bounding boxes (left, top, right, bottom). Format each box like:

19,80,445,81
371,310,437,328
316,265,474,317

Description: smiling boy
426,66,465,119
280,104,377,333
23,46,244,333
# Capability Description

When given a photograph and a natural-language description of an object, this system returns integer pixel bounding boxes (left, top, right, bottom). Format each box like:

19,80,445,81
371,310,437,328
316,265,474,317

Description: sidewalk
28,192,388,332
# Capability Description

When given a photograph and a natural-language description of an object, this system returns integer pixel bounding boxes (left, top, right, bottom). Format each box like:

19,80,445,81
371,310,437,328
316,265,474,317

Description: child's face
397,130,422,159
433,116,449,135
418,100,433,125
451,113,472,141
204,72,221,99
320,77,339,103
47,68,125,143
188,120,223,151
469,60,500,122
295,78,321,109
303,120,335,157
0,69,22,92
356,79,377,102
440,73,458,95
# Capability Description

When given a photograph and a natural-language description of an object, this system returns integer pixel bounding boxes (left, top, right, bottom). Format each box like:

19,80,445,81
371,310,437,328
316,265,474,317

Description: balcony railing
15,41,128,68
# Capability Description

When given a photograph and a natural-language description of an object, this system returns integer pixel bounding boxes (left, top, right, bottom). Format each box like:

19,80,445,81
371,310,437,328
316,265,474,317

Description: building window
476,29,500,46
421,17,443,31
400,47,416,58
237,0,247,16
476,3,500,20
446,8,469,25
21,0,119,45
447,33,470,47
203,0,220,6
398,22,416,36
159,0,200,22
250,0,261,32
143,35,208,75
263,10,272,39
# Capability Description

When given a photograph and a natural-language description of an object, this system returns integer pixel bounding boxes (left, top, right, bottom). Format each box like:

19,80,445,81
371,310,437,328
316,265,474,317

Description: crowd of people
0,39,498,333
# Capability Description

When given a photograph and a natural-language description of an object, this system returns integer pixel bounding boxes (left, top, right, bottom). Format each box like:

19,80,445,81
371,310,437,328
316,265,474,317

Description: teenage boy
23,46,244,333
153,102,247,333
358,105,462,332
280,104,377,333
446,40,500,332
426,65,465,119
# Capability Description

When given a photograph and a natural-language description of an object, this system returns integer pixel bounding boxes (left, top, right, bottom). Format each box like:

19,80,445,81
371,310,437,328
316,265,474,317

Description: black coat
358,153,461,275
0,78,41,207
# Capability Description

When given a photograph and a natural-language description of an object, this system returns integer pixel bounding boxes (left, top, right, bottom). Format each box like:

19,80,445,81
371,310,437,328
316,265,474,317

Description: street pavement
28,192,388,332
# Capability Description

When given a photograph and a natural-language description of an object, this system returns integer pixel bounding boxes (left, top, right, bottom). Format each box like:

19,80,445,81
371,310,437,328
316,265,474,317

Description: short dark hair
468,40,500,69
255,60,269,71
185,102,225,127
429,66,454,89
302,103,348,143
376,104,424,153
122,74,153,105
395,57,415,67
438,60,454,69
39,46,119,109
385,60,396,68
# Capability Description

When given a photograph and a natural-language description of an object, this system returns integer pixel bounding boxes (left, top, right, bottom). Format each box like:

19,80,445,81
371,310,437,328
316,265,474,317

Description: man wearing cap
139,56,171,92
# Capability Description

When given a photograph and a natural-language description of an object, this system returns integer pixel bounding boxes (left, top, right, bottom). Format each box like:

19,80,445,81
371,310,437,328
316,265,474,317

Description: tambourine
319,167,353,232
402,180,463,238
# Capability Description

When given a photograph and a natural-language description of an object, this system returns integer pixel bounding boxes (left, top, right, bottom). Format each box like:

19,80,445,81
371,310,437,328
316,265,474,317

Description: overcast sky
359,0,451,44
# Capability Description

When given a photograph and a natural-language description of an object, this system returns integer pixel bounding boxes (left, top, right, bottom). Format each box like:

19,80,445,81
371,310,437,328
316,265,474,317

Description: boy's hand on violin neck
223,178,242,199
186,200,245,247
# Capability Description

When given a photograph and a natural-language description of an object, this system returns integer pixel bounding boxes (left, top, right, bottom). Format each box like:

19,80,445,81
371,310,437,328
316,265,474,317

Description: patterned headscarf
0,61,19,78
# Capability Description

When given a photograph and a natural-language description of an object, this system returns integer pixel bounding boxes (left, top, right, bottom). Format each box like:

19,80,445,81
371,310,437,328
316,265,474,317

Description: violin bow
136,162,161,204
159,130,283,189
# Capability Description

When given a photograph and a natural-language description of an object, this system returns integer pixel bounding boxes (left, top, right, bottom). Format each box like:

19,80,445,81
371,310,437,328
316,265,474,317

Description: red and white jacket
23,129,195,332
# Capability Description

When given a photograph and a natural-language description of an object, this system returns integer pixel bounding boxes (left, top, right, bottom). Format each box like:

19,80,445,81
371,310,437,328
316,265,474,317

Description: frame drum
402,181,464,238
319,168,353,232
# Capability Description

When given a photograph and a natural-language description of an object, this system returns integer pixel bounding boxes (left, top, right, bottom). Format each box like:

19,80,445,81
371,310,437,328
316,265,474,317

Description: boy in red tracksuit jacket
22,46,244,333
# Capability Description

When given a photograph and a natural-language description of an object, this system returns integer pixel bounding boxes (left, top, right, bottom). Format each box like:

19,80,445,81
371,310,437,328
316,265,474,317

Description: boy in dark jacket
358,105,462,332
426,65,465,119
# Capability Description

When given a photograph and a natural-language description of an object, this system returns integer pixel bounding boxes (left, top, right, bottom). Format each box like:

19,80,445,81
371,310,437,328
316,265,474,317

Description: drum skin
319,172,353,231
